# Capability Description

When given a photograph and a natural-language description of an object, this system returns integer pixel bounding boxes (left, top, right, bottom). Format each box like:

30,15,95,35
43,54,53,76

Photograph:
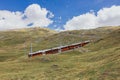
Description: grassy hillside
0,27,56,61
0,26,120,80
33,26,119,51
87,27,120,51
0,27,56,47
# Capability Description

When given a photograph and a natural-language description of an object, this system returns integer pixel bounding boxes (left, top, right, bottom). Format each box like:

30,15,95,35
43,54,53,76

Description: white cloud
0,4,54,30
64,13,97,30
0,10,26,30
97,5,120,27
64,5,120,30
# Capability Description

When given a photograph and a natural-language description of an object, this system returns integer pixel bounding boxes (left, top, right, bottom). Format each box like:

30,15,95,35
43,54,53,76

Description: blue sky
0,0,120,31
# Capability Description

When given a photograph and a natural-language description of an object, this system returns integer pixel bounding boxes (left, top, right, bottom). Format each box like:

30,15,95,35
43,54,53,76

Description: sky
0,0,120,31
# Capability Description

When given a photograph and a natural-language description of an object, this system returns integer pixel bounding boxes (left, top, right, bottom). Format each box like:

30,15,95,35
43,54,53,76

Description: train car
41,48,60,55
45,49,53,54
74,44,80,48
80,41,90,47
51,48,59,54
61,46,70,52
32,52,43,57
28,40,90,57
69,43,81,49
68,45,75,49
28,51,43,57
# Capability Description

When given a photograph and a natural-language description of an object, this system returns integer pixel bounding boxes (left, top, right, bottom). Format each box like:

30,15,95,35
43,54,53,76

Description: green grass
0,47,119,80
0,26,120,80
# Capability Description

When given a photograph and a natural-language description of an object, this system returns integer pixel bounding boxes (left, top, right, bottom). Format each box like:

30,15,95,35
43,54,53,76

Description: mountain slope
0,27,56,61
0,26,119,80
33,26,120,51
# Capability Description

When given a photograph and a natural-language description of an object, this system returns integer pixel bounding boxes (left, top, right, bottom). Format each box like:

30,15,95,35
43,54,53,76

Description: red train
28,40,90,57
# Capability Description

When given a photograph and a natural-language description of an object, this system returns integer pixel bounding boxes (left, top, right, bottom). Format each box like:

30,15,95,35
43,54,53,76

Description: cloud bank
0,4,54,30
64,5,120,30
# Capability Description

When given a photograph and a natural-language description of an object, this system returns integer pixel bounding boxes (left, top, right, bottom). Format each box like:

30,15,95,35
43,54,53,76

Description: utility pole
29,29,33,55
30,43,32,53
